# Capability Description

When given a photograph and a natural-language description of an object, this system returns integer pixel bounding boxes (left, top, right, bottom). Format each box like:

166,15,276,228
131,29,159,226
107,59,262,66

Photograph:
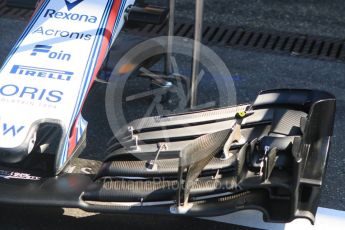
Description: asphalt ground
149,0,345,38
1,0,345,229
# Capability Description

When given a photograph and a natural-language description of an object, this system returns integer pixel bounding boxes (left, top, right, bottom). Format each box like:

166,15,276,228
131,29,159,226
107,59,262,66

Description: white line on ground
204,207,345,229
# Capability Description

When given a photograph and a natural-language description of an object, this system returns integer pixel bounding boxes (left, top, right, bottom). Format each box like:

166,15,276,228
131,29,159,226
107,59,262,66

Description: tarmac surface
1,0,345,229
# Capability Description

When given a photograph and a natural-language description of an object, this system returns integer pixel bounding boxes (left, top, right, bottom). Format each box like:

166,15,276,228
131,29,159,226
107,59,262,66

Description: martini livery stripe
61,0,114,165
61,0,135,167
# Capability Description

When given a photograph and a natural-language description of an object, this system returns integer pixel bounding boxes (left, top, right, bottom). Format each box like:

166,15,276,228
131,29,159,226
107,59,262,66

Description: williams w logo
2,124,25,137
65,0,84,11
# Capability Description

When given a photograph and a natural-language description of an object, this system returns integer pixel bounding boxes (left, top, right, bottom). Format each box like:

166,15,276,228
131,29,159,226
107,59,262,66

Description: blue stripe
77,118,82,142
76,115,88,142
115,0,127,31
72,1,114,125
59,0,114,166
60,2,112,165
60,0,129,167
68,0,114,126
60,0,113,165
0,0,50,72
110,0,125,41
109,0,126,48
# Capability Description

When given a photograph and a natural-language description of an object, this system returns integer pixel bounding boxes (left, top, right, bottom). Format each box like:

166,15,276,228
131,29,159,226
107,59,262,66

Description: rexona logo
0,84,64,103
10,65,73,81
31,44,72,61
65,0,84,11
43,9,98,24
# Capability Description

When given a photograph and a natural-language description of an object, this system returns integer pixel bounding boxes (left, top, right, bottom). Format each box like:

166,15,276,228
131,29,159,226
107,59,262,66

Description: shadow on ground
0,205,254,230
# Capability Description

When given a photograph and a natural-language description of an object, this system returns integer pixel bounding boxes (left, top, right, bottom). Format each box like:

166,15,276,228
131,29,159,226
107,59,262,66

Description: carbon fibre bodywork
0,89,336,224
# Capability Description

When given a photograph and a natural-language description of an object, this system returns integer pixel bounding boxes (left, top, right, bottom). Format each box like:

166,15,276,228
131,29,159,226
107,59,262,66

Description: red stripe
68,124,78,157
90,0,122,85
67,0,123,157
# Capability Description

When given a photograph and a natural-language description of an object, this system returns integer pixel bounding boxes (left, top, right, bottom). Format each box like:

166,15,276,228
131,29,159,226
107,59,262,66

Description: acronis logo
64,0,84,11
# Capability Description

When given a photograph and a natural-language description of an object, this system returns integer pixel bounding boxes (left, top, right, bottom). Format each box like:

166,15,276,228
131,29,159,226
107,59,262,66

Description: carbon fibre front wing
0,89,336,224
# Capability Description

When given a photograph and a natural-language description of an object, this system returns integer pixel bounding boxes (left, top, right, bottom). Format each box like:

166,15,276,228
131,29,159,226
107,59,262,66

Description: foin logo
31,45,71,61
31,45,52,56
65,0,84,11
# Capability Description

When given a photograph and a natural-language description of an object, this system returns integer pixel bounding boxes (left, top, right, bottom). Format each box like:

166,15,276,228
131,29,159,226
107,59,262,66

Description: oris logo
0,84,63,103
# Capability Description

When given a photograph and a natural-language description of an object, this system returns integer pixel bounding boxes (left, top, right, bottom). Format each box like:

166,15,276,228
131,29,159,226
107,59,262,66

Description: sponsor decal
2,123,24,137
0,97,57,109
0,84,63,103
32,26,92,40
65,0,84,11
43,8,97,24
31,45,72,61
10,65,73,81
0,170,41,180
